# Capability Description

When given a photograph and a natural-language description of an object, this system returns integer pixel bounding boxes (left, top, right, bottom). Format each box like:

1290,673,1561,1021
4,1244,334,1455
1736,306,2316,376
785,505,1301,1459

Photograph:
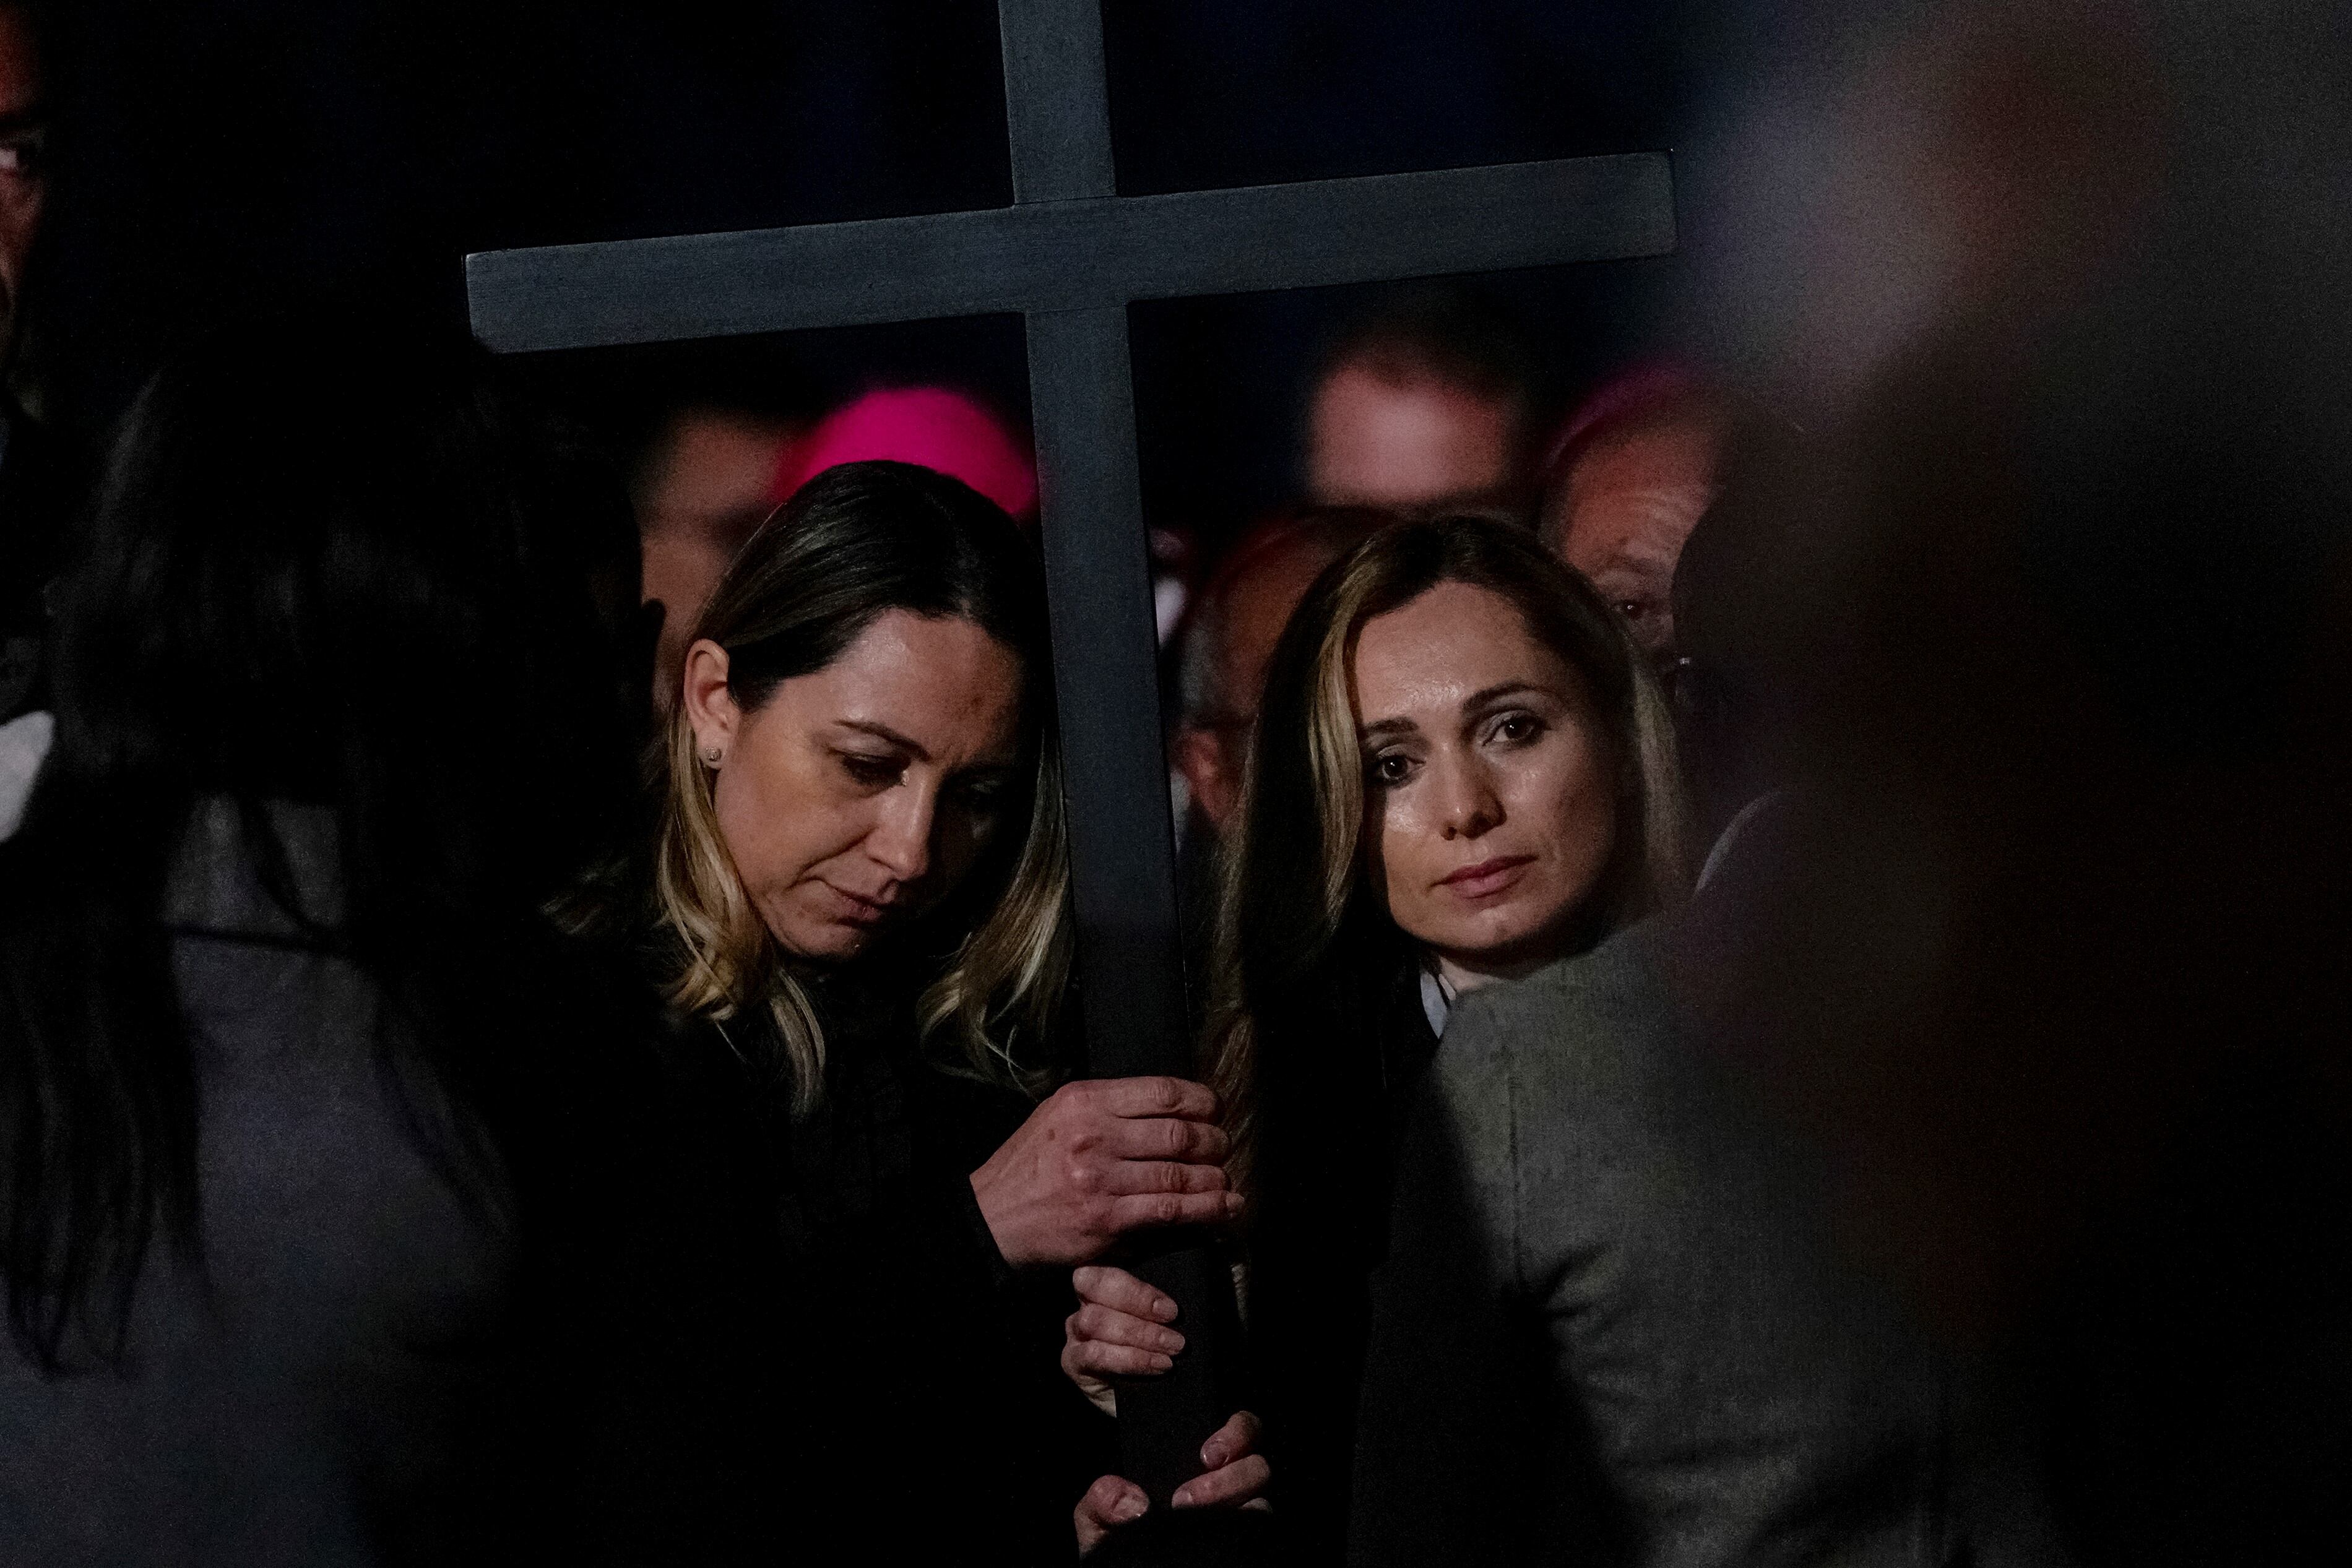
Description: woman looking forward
1068,516,1687,1554
1071,517,2047,1565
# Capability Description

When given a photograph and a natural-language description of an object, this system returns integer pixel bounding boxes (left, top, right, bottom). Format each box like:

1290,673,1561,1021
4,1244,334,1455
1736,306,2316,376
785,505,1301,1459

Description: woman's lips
1440,855,1534,899
823,883,893,926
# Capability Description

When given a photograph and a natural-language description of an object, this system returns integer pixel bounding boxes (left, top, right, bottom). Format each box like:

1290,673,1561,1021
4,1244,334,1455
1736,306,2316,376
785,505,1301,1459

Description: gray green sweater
1346,925,2065,1567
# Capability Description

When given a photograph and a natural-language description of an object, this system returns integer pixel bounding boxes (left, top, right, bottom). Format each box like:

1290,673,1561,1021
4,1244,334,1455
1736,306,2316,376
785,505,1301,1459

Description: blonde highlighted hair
1206,515,1691,1196
650,461,1071,1114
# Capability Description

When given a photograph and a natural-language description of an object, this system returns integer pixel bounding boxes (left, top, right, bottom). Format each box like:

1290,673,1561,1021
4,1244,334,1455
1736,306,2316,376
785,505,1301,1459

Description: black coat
1241,957,1439,1562
626,971,1109,1565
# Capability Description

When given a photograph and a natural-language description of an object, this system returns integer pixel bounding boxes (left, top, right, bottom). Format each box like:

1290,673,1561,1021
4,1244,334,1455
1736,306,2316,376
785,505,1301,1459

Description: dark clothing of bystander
0,803,530,1564
2026,1049,2352,1568
1347,928,2059,1566
0,801,810,1564
1242,960,1440,1562
1248,909,2066,1565
0,406,65,722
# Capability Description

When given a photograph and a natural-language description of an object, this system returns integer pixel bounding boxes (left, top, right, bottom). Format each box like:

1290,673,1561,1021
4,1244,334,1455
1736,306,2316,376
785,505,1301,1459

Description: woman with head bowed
1066,516,2017,1564
596,459,1263,1561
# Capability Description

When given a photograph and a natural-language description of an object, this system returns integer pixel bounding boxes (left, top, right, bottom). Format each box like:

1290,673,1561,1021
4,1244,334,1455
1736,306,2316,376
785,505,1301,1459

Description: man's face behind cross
1307,359,1520,512
1177,515,1386,834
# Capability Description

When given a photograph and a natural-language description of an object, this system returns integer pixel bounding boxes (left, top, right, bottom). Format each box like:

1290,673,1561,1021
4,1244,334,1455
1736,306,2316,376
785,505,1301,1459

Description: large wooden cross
468,0,1673,1519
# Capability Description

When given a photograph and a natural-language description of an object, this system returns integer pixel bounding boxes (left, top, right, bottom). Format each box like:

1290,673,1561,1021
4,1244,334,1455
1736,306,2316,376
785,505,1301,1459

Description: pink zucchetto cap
769,386,1038,520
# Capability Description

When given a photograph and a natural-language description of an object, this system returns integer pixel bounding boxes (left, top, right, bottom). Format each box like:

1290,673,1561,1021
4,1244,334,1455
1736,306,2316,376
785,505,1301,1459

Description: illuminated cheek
709,773,777,890
1526,748,1617,894
715,756,836,902
1368,795,1440,931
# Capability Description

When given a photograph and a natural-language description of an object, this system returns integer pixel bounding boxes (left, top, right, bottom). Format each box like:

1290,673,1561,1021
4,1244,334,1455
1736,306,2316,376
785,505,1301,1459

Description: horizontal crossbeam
467,153,1675,352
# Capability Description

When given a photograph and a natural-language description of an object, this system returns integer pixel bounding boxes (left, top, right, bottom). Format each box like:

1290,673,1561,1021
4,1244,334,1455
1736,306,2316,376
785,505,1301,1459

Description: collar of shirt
1695,788,1788,894
1417,966,1458,1039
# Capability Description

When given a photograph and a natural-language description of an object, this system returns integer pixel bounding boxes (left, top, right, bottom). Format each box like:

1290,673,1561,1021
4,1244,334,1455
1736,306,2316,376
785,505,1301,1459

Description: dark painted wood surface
467,154,1674,352
998,0,1118,204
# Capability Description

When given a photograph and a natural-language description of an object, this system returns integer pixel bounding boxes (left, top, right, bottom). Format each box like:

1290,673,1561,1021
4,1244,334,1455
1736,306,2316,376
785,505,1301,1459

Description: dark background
27,0,1705,552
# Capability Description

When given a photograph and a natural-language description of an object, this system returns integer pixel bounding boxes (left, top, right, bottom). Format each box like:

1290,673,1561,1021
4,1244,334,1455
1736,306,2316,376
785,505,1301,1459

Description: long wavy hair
1207,515,1690,1202
646,460,1071,1114
0,317,645,1371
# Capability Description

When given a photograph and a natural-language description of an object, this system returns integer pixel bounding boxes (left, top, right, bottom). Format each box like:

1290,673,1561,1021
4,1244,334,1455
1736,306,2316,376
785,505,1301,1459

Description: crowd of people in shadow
2,0,2350,1559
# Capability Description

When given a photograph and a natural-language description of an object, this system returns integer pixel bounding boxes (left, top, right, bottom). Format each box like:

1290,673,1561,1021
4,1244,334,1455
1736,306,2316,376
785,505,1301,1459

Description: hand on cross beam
1074,1410,1270,1557
1061,1262,1187,1408
968,1076,1240,1269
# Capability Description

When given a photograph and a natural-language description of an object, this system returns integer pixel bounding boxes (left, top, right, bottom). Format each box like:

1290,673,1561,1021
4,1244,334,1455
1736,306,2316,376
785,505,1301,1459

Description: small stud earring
701,746,724,768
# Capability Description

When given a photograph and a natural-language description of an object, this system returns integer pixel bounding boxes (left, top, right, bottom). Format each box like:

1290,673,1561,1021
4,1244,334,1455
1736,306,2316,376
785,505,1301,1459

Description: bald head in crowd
1304,287,1537,514
1175,506,1392,832
1541,372,1731,665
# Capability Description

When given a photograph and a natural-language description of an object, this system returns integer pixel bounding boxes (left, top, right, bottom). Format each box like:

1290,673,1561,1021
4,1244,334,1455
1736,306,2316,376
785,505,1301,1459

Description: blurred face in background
1351,580,1617,989
682,610,1025,963
1176,536,1345,832
0,4,47,363
1544,412,1722,663
1307,360,1518,510
638,407,803,708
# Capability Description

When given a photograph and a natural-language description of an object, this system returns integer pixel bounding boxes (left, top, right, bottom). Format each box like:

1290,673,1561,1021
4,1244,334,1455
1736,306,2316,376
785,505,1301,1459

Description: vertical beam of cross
999,0,1115,204
1023,305,1188,1079
997,0,1239,1514
995,0,1183,1083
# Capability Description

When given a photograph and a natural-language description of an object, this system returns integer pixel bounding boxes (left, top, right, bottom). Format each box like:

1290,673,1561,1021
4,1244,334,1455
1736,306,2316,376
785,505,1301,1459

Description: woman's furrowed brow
1359,716,1420,744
